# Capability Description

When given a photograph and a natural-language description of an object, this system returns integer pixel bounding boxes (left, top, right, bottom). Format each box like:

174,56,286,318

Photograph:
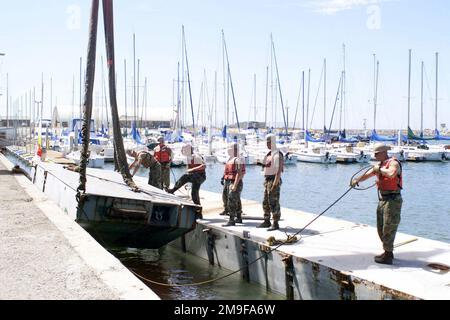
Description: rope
129,166,375,287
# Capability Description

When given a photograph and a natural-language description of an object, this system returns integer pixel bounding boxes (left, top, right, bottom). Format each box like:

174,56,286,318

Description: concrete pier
0,155,159,300
172,189,450,300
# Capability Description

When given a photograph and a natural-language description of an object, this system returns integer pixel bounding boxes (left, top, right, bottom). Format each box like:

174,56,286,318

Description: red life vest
377,158,403,192
154,145,171,163
188,155,205,173
223,157,246,180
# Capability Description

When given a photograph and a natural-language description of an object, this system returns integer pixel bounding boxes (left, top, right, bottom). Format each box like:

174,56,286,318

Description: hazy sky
1,0,449,130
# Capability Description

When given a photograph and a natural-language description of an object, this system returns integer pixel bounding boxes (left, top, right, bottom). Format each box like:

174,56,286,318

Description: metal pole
407,49,412,132
302,70,305,131
80,57,82,119
133,33,136,126
421,61,424,136
435,52,438,132
374,60,379,130
323,58,327,132
264,65,269,127
307,69,310,133
124,59,127,133
137,58,140,128
6,73,9,127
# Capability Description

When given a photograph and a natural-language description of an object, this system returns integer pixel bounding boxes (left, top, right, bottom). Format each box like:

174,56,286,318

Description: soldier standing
351,143,403,265
154,136,173,190
127,149,162,189
222,143,246,227
257,134,284,231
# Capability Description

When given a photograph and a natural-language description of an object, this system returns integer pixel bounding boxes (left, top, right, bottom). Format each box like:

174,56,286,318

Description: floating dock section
172,190,450,300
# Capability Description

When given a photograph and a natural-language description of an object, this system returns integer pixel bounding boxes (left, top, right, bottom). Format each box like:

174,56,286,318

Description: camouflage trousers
263,178,282,222
160,163,171,189
376,193,402,252
222,180,243,220
148,162,162,189
172,172,206,213
222,181,243,215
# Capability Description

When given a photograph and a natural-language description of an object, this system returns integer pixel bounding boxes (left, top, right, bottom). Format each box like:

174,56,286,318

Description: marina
0,0,450,303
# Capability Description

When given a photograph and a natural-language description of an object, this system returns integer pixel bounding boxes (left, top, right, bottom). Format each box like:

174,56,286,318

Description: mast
50,77,53,122
144,76,147,128
176,61,181,131
214,71,217,128
271,34,288,135
264,65,269,127
137,58,140,129
222,30,240,131
222,30,229,127
306,68,311,133
254,73,257,121
323,58,327,133
72,74,75,121
420,61,424,137
6,73,8,127
133,33,136,127
407,49,412,133
302,70,305,131
373,56,379,130
124,59,127,134
79,57,82,120
435,52,438,132
182,25,195,133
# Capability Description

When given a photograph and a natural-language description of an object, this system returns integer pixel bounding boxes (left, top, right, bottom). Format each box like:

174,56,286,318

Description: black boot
167,188,175,194
257,219,271,228
222,220,235,227
235,217,243,224
267,221,279,231
374,251,393,265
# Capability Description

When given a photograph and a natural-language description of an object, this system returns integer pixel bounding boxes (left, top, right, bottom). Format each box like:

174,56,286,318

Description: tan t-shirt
137,151,157,168
264,150,283,176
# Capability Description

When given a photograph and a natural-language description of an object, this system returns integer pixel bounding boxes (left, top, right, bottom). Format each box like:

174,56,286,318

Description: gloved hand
220,177,225,186
372,164,381,174
350,179,359,188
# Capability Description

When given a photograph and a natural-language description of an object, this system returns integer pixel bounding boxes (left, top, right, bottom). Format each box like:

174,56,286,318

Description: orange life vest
188,155,205,173
154,145,171,163
223,157,246,181
377,158,403,192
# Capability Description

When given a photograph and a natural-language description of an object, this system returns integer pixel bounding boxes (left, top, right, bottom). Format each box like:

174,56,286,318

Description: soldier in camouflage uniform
127,149,162,189
352,143,403,265
257,134,284,231
221,143,245,227
153,136,173,190
167,144,206,218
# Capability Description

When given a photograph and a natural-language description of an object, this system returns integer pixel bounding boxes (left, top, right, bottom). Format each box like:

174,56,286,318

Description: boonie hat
373,143,390,154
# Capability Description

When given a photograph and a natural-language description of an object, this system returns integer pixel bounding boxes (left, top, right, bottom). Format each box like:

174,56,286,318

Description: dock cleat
374,251,393,265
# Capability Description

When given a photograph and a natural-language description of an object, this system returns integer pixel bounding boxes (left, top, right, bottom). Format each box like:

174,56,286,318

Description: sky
0,0,450,130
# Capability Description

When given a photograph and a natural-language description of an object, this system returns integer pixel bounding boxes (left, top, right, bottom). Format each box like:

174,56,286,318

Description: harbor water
104,160,449,300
